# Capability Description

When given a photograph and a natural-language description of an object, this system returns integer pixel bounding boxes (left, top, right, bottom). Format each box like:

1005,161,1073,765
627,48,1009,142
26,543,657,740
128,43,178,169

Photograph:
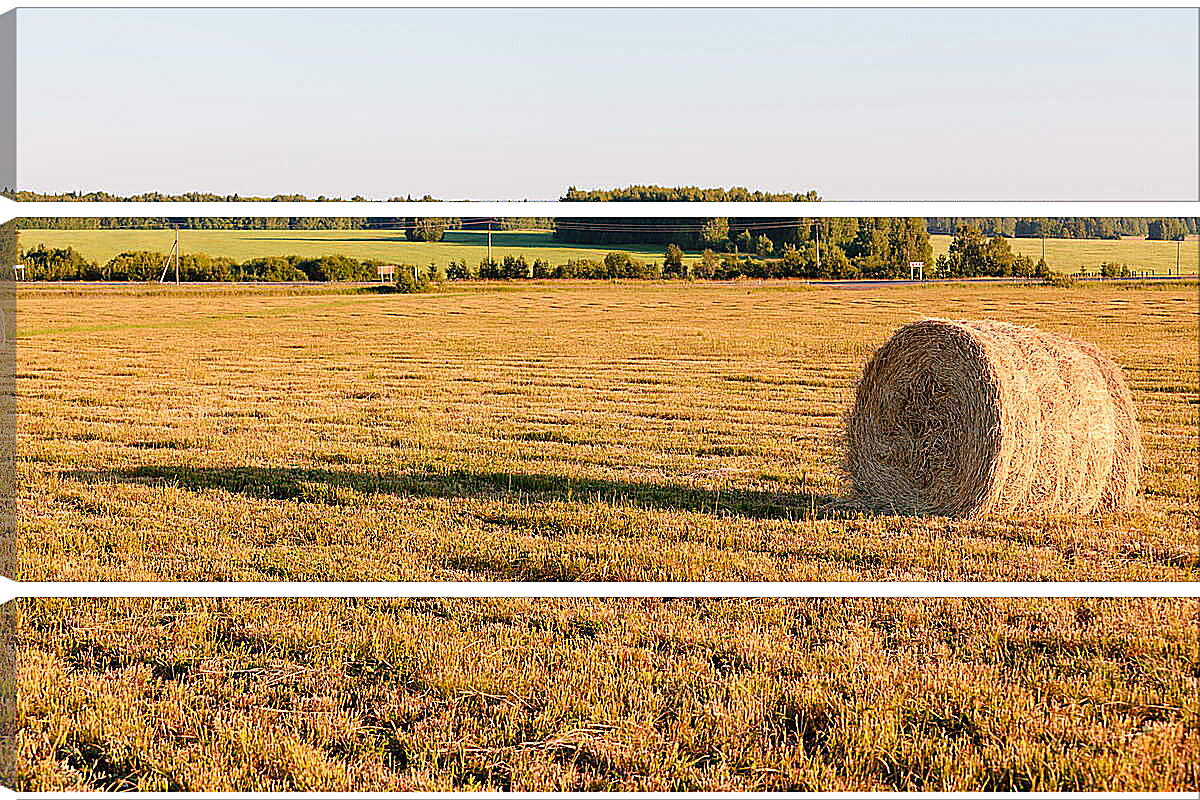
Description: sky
17,8,1200,200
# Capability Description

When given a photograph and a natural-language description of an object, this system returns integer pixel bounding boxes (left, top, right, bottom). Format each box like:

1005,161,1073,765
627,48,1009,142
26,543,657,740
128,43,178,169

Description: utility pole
158,226,181,283
487,219,493,264
815,219,821,273
1177,238,1181,276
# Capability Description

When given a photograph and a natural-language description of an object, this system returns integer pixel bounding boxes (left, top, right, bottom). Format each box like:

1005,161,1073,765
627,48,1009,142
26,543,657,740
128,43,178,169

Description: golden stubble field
16,281,1199,581
13,597,1198,791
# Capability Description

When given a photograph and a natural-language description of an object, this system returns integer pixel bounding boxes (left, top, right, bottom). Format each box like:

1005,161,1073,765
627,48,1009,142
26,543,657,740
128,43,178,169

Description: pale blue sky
17,8,1199,199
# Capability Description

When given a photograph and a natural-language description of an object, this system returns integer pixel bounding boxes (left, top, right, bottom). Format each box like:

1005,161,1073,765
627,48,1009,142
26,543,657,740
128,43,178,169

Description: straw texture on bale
845,319,1141,518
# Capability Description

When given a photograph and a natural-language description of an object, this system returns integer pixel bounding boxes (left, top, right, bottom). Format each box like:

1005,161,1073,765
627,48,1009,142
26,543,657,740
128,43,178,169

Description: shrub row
18,247,672,283
17,246,387,282
448,252,663,281
11,232,1090,285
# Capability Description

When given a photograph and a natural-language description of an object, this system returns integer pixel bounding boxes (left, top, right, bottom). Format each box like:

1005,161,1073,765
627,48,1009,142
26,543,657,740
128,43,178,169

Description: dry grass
17,281,1199,581
12,597,1198,791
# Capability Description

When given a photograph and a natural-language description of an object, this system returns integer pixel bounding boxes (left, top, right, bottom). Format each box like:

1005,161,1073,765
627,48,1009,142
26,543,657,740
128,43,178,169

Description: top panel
10,8,1200,201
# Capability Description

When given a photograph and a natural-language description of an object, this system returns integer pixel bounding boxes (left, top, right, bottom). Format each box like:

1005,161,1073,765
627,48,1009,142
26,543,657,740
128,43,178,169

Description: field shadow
232,230,676,259
66,464,845,522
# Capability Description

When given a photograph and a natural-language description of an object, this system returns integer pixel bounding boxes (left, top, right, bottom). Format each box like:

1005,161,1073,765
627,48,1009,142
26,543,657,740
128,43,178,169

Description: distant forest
15,217,555,235
560,186,822,202
8,185,822,203
11,185,1197,244
7,190,425,202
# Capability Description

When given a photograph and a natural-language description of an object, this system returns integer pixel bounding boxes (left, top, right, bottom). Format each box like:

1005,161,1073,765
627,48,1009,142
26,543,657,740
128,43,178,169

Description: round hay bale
1063,336,1142,512
845,319,1140,518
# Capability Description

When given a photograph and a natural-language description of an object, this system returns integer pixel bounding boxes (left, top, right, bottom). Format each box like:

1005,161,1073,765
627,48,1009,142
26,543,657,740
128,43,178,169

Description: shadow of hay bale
66,464,845,522
845,319,1141,519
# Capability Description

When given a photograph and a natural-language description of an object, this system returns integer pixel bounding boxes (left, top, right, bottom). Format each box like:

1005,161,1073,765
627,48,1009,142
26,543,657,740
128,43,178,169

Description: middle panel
17,214,1194,582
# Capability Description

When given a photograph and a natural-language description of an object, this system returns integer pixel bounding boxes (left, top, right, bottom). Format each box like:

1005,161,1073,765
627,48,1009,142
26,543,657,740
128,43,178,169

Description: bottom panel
12,598,1198,792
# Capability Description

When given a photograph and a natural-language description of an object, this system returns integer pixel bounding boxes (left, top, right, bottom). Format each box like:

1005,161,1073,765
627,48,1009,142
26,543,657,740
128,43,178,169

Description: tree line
15,224,1071,284
10,185,821,202
20,214,1197,243
560,185,822,202
10,183,1195,245
554,217,933,278
14,216,560,237
5,190,438,202
16,217,456,233
16,246,398,282
926,217,1198,240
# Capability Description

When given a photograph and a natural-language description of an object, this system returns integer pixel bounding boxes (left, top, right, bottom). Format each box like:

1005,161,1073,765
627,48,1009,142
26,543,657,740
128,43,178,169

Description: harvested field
12,597,1198,791
17,281,1199,581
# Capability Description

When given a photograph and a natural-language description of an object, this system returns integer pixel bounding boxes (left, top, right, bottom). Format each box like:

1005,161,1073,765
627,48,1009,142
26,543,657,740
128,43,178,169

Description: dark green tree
694,249,720,279
700,218,730,249
404,218,449,242
664,243,684,276
1148,219,1186,241
19,244,97,280
735,229,753,253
